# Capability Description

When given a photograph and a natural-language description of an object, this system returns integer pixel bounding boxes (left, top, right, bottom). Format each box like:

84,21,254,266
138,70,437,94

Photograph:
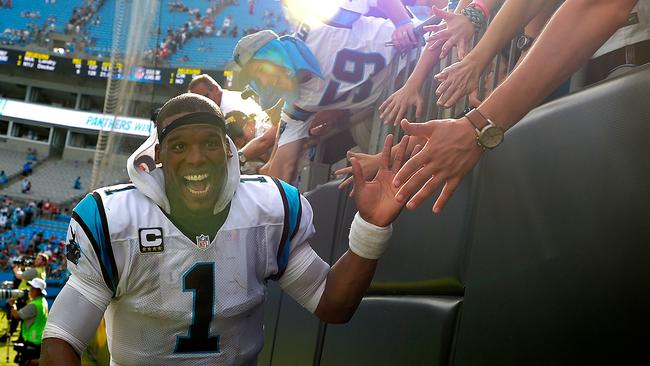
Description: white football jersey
283,11,400,122
63,176,316,365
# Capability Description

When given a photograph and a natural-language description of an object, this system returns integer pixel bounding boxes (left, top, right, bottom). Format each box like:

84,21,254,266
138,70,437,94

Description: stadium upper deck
1,0,291,69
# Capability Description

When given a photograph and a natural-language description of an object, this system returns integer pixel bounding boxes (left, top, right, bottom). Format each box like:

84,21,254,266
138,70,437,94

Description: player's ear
154,144,161,164
226,141,233,158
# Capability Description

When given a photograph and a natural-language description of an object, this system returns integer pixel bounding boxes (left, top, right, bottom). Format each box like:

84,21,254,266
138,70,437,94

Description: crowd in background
0,196,68,279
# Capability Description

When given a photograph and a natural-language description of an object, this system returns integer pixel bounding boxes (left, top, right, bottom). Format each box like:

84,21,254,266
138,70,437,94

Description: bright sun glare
283,0,343,27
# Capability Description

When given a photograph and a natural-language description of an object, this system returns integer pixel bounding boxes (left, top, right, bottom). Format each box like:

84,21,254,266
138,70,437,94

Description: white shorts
277,113,312,146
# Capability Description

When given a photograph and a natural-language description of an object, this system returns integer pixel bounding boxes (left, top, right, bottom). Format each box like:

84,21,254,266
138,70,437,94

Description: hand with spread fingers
334,151,382,193
433,57,483,108
393,118,482,214
424,7,475,60
352,134,411,227
379,84,425,126
392,22,419,51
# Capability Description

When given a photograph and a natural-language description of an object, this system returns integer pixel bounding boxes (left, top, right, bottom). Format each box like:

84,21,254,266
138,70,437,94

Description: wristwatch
516,34,534,51
464,108,504,150
238,151,247,165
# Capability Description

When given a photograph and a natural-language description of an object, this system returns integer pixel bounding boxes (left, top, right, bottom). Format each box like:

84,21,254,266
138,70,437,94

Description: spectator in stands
248,0,255,15
224,110,275,174
26,148,38,161
0,170,7,189
430,0,562,108
42,200,52,218
389,0,639,214
221,15,232,36
22,161,33,176
15,208,25,226
8,278,49,366
0,214,7,232
232,0,415,184
225,111,257,149
378,0,497,124
73,176,82,190
21,178,31,194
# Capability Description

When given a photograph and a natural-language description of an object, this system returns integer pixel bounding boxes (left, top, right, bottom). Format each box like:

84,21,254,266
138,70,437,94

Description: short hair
224,110,250,140
156,93,224,128
188,74,219,92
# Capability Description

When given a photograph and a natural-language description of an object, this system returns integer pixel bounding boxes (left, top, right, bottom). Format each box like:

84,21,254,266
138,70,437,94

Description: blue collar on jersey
249,36,323,110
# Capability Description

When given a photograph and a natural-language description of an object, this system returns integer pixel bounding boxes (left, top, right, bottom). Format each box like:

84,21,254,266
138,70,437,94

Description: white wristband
348,212,393,260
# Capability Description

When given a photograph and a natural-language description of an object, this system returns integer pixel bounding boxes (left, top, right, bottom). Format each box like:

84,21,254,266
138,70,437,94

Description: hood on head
126,128,240,215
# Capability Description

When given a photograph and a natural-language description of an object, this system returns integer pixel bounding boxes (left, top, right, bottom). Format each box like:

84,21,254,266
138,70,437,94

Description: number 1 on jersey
175,262,220,353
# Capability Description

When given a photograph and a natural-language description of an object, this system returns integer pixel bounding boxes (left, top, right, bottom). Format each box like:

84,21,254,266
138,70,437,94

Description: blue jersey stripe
277,180,301,274
270,178,302,280
72,194,118,295
285,104,315,122
325,8,362,29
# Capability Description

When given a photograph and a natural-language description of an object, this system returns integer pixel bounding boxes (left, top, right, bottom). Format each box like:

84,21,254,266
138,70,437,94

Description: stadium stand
81,0,290,68
2,0,289,69
1,159,126,202
0,0,83,45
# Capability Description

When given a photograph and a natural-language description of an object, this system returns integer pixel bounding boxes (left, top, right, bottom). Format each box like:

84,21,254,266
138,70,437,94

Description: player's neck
165,203,230,244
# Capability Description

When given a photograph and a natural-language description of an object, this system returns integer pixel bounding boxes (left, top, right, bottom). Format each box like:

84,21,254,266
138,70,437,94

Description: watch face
479,125,504,149
517,35,532,51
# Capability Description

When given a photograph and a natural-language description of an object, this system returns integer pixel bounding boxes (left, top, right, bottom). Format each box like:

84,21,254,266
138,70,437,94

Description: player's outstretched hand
393,118,482,214
424,7,475,60
334,151,382,193
379,85,424,126
353,134,410,227
434,58,482,108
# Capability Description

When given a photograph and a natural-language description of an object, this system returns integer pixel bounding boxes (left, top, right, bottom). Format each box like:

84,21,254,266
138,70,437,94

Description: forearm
241,137,272,160
405,46,443,90
315,251,377,323
480,0,638,129
40,338,81,366
378,0,411,25
465,0,547,67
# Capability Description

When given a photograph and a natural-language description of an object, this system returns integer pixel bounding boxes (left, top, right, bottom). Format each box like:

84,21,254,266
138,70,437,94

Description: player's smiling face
156,114,228,215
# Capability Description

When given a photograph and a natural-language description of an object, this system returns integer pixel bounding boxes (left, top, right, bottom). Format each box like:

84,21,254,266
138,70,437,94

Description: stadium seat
320,296,462,366
453,64,650,364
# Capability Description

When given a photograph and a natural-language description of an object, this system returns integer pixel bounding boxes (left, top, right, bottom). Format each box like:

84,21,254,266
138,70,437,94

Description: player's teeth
187,183,211,195
184,173,208,181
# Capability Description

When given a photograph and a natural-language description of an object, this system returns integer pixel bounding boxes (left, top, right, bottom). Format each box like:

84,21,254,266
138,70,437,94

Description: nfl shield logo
196,234,211,250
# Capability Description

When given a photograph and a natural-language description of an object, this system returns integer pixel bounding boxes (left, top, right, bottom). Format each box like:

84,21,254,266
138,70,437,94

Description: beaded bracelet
470,0,490,20
460,5,486,30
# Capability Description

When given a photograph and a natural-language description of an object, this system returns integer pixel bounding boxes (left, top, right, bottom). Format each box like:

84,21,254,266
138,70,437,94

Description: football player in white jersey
232,0,422,183
41,93,410,365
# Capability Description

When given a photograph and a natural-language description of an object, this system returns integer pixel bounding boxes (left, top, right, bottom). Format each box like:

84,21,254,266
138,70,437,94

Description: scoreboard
0,48,207,86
